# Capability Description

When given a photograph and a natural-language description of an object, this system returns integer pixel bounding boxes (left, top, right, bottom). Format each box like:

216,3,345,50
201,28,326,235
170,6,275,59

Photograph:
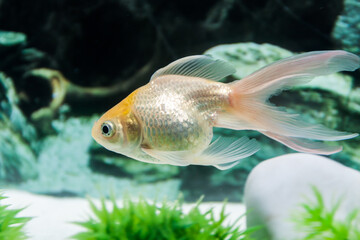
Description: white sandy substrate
2,189,246,240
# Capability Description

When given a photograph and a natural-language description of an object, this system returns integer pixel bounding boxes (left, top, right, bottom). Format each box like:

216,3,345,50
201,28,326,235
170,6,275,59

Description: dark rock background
0,0,344,90
0,0,358,201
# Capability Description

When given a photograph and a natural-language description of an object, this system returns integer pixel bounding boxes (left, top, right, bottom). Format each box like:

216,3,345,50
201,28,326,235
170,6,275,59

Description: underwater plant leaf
293,187,360,240
73,195,257,240
0,193,31,240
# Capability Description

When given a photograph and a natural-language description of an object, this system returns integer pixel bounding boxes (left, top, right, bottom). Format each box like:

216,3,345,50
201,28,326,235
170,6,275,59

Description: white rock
244,153,360,240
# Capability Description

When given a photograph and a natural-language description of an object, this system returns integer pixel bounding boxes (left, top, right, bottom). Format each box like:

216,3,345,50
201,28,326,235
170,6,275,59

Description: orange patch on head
103,88,140,119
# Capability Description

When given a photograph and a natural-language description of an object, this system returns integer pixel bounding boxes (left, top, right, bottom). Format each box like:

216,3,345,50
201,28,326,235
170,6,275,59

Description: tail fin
218,50,360,154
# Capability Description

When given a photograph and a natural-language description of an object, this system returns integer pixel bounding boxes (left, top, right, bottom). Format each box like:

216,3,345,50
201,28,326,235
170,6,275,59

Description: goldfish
92,50,360,170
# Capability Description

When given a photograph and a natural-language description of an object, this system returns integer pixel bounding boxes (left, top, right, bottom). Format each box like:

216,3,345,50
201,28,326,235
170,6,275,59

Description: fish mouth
91,120,101,144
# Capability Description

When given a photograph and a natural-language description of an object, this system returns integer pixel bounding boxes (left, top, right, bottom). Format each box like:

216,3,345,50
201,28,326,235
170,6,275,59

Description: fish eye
101,121,115,137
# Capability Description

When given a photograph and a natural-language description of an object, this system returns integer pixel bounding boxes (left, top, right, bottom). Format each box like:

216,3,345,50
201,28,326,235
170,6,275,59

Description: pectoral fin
142,136,259,170
194,136,260,170
141,148,190,166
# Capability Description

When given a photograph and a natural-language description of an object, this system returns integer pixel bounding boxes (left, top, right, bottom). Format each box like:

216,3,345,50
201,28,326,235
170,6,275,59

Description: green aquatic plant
293,187,360,240
0,193,30,240
73,196,256,240
0,30,26,47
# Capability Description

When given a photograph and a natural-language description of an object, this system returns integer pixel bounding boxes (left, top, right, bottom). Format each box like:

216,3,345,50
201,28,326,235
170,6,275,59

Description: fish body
94,75,233,167
92,51,360,170
135,76,229,151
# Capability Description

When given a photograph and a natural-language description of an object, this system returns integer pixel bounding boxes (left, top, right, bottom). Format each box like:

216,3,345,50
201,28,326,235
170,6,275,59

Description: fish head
92,98,141,154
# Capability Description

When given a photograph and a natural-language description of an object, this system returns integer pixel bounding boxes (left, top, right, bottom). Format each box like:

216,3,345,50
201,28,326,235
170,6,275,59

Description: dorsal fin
150,55,236,82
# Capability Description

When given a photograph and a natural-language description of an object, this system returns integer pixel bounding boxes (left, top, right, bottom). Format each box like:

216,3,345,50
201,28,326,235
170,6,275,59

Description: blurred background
0,0,359,202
